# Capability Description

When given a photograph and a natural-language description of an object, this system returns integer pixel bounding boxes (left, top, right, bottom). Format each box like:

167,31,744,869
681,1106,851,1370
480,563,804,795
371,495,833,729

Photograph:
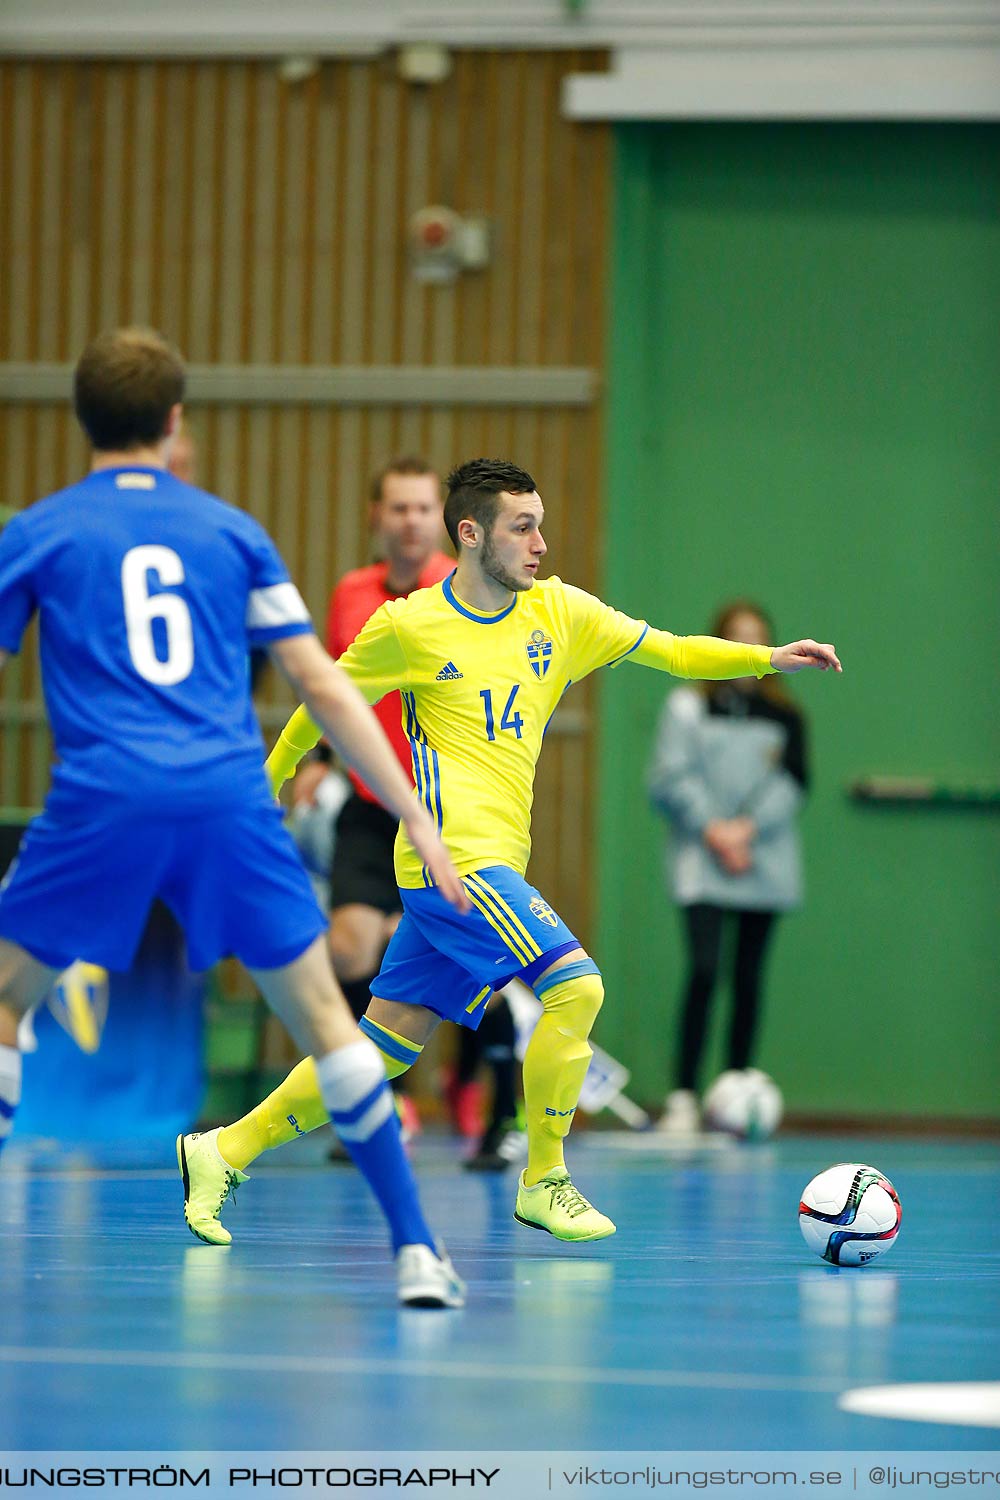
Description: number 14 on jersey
480,685,523,741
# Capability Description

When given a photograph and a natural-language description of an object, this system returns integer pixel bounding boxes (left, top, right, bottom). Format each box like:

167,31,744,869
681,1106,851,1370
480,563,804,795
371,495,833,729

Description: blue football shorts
372,864,581,1028
0,800,327,973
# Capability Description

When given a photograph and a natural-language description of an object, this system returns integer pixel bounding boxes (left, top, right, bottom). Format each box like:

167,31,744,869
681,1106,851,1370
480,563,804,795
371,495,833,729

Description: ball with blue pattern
799,1162,901,1266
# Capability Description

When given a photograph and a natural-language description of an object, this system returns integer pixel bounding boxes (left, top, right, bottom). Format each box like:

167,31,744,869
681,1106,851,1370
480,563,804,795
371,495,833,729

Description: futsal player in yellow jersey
193,459,840,1246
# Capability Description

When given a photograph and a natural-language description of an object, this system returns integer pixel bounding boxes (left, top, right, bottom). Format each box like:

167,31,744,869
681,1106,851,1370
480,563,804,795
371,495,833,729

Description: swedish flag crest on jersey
331,574,648,885
526,628,553,678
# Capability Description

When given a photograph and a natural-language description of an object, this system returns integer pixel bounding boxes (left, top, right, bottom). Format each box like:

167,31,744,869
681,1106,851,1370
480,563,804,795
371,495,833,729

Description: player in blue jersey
0,327,467,1308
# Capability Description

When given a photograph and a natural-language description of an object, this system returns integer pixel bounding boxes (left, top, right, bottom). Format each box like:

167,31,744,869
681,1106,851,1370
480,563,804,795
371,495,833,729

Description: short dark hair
443,458,536,548
74,327,185,451
370,456,441,504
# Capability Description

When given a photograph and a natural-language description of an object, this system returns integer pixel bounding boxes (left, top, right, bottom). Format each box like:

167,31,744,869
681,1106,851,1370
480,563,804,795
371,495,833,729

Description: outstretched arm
630,629,774,679
769,640,842,674
268,634,469,912
629,628,841,679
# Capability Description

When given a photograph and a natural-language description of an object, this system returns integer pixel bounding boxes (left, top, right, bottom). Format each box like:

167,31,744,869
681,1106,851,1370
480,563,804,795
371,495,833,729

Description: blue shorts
0,801,328,973
372,865,580,1029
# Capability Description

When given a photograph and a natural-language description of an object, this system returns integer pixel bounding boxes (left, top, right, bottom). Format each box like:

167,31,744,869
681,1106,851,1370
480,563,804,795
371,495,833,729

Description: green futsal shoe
514,1168,616,1242
176,1128,248,1246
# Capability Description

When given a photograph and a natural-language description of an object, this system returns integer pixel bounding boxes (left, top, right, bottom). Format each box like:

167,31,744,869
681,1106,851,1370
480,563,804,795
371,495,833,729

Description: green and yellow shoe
176,1128,248,1246
514,1168,616,1242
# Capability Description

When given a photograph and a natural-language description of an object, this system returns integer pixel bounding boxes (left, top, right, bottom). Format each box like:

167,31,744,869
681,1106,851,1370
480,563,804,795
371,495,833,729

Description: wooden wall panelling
0,52,608,961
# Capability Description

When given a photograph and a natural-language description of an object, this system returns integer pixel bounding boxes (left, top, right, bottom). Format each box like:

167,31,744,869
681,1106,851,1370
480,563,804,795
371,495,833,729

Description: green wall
598,124,1000,1120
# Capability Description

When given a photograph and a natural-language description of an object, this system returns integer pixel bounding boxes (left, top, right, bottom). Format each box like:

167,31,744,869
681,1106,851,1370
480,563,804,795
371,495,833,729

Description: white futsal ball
798,1162,902,1266
703,1068,783,1140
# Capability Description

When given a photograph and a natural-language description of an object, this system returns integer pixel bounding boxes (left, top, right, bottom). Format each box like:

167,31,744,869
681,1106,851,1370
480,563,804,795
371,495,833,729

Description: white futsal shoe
396,1242,466,1309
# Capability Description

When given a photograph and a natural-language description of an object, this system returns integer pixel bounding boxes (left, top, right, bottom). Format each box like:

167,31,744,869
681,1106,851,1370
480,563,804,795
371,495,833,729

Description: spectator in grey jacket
648,601,808,1134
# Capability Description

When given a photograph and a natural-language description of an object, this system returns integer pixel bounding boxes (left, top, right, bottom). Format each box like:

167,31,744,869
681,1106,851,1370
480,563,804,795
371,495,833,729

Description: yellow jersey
269,573,775,889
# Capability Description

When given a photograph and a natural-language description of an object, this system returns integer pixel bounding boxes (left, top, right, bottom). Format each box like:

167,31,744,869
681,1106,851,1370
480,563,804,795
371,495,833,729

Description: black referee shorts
329,793,402,916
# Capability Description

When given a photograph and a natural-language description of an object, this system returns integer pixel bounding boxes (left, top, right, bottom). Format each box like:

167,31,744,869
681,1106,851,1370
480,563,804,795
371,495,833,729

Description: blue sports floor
1,1131,997,1454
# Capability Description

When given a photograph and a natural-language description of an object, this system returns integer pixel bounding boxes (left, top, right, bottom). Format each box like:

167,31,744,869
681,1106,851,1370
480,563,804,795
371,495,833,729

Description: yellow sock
358,1015,423,1080
217,1057,329,1171
216,1022,424,1171
522,970,604,1186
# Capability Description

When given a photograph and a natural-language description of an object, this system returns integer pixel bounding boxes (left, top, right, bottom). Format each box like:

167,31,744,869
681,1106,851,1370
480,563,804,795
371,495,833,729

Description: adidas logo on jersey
435,661,464,680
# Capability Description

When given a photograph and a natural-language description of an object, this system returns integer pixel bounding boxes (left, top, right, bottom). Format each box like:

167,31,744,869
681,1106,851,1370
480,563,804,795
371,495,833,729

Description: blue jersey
0,465,312,815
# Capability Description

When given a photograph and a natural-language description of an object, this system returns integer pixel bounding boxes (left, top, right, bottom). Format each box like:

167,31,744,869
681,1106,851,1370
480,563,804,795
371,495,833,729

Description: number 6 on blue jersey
121,544,194,686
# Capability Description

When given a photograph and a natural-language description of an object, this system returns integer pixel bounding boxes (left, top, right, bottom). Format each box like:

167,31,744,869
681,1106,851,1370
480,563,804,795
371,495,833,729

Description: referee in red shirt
325,458,454,1010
